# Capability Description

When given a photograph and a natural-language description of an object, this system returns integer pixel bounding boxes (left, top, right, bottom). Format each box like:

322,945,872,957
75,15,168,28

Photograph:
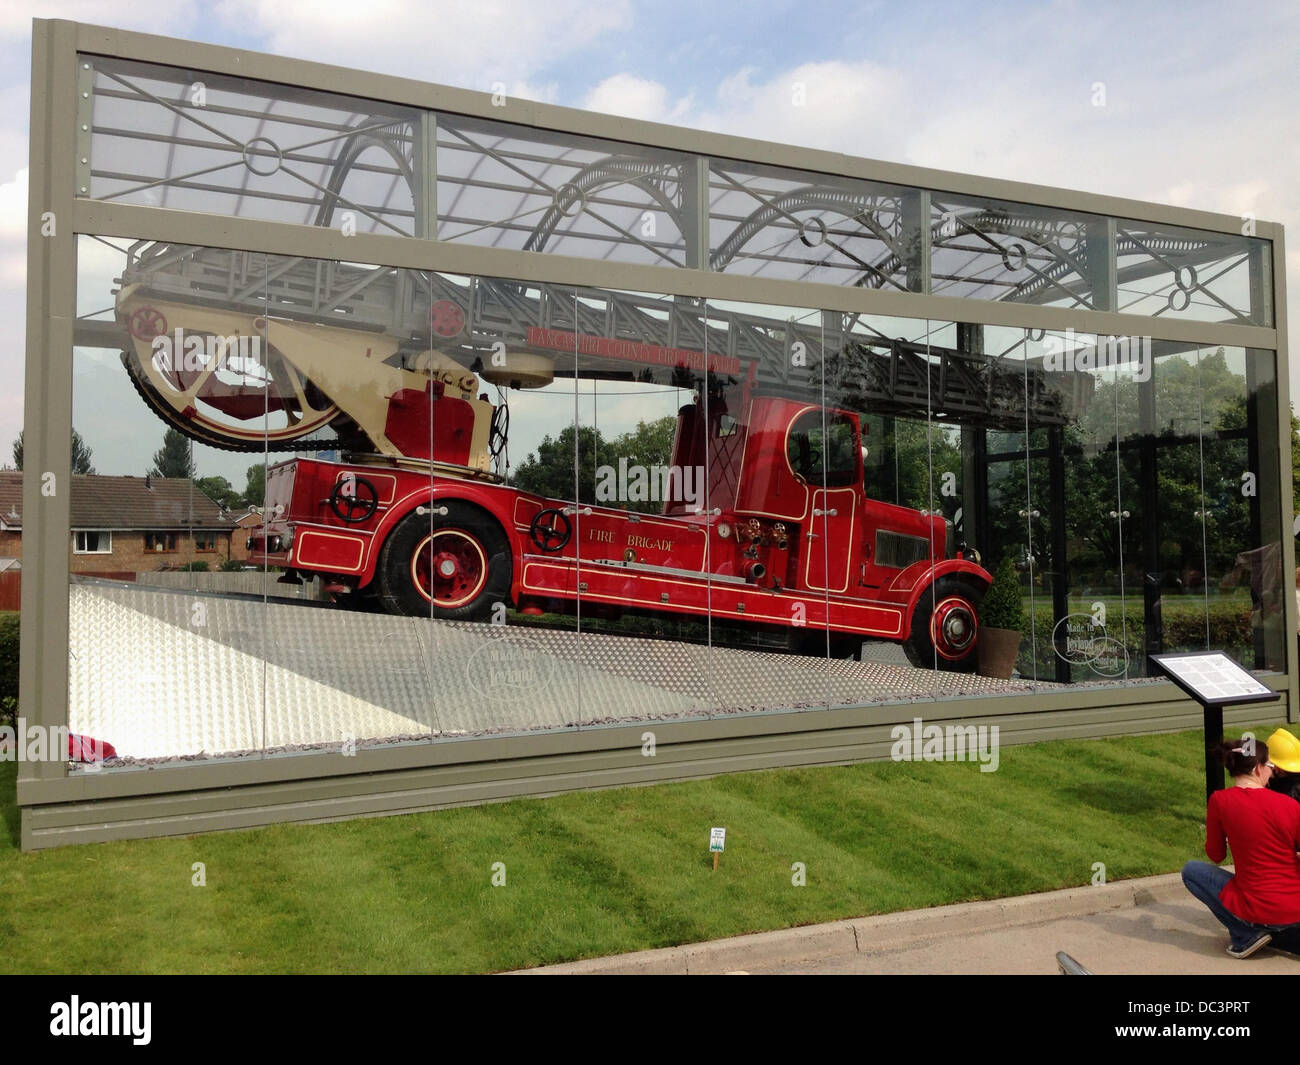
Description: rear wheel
376,502,511,620
906,576,984,672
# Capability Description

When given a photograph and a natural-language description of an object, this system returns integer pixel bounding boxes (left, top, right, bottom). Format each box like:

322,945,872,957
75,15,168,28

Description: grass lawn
0,722,1286,974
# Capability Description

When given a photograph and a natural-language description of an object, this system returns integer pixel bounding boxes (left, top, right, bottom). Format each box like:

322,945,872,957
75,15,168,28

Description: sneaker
1226,932,1272,958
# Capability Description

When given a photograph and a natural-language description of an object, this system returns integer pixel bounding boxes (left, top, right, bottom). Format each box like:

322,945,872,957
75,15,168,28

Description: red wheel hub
412,530,487,608
429,300,466,338
128,305,167,341
930,596,977,660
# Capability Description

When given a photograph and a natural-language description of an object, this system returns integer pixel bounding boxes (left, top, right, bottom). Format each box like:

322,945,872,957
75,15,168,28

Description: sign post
1150,651,1281,801
709,827,726,871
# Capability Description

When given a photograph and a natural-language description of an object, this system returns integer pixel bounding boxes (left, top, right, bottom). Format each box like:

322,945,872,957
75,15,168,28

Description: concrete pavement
518,871,1300,974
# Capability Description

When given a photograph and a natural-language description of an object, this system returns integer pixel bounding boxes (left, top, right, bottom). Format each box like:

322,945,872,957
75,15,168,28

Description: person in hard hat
1266,727,1300,802
1181,736,1300,958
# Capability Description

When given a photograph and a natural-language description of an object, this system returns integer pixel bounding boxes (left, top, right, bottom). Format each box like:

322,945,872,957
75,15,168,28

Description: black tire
906,576,985,673
376,501,511,621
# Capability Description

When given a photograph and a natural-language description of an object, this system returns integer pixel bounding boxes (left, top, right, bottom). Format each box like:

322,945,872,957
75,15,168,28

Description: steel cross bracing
112,242,1086,429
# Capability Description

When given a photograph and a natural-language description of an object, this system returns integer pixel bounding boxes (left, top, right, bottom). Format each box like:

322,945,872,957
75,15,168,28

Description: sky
2,0,1299,482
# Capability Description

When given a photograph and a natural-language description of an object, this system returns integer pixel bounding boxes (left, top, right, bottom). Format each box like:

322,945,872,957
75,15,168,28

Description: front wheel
905,577,984,673
376,502,512,621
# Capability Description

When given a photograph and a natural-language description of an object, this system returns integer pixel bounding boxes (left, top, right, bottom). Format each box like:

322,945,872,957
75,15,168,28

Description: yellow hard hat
1266,728,1300,773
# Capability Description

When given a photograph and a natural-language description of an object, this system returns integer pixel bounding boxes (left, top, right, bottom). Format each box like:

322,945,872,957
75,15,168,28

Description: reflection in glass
66,226,1288,771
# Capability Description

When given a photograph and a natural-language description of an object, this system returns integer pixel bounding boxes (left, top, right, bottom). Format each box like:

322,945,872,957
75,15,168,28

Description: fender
431,481,531,606
899,558,992,630
358,479,521,592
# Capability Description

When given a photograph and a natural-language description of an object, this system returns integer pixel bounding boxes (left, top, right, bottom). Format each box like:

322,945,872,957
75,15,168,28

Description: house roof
0,471,238,531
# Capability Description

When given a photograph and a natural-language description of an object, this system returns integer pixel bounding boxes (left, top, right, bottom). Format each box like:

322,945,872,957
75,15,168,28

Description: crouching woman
1182,737,1300,958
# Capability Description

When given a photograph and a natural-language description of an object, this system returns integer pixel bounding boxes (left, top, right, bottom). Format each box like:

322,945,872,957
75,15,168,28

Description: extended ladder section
106,242,1091,447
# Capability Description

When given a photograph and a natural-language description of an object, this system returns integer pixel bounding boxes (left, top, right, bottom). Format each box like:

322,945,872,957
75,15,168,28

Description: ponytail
1212,738,1269,778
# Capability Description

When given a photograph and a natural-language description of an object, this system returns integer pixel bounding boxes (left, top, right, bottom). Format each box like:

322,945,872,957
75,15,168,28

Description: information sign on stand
1151,651,1281,801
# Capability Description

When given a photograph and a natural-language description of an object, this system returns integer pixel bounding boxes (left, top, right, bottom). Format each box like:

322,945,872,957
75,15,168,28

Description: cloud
583,74,691,124
507,81,559,106
0,1,198,42
0,166,26,239
212,0,632,90
0,166,27,285
697,60,908,154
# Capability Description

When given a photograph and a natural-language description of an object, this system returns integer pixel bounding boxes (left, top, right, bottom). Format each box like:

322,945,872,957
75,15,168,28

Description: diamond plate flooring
68,581,1065,764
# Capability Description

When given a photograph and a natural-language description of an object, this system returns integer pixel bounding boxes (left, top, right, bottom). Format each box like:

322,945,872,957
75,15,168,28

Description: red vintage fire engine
253,380,988,668
116,276,990,668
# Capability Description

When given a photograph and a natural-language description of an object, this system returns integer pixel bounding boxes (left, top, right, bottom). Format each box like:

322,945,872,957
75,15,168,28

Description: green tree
510,425,604,504
148,428,196,479
11,428,95,474
194,475,242,512
597,417,679,514
241,463,266,509
510,418,679,513
604,418,677,469
1041,348,1264,592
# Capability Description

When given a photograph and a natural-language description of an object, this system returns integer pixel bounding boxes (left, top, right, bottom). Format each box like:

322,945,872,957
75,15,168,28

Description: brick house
0,471,251,574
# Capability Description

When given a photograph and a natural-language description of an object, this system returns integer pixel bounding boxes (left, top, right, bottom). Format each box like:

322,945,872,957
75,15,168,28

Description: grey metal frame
19,18,1295,848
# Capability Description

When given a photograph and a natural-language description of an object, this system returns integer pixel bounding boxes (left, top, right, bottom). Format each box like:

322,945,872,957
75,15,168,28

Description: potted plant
977,555,1025,679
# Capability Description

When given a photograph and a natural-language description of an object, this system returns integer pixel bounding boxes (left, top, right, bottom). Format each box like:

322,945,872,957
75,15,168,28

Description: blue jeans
1181,860,1300,952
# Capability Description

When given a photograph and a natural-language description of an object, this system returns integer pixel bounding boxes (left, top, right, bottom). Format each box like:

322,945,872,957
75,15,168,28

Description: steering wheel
328,476,379,524
529,508,572,552
489,402,509,459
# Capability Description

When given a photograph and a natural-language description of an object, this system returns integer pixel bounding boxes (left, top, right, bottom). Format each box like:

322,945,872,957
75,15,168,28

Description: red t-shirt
1205,786,1300,925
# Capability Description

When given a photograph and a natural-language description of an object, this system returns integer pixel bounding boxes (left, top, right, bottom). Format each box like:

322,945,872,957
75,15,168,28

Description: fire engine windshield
787,409,860,487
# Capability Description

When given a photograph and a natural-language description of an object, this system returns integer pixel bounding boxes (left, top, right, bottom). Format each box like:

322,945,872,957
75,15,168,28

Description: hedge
0,612,16,727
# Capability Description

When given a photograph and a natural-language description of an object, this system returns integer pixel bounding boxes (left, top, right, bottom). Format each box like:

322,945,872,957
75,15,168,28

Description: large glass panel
258,259,445,755
558,286,714,724
983,325,1085,686
405,271,576,741
705,298,829,711
920,321,1029,685
1116,221,1271,326
1196,346,1285,672
84,56,420,235
929,194,1104,310
708,160,914,290
1149,342,1214,667
824,313,998,699
436,115,693,266
1023,328,1190,685
429,273,590,736
70,236,271,766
